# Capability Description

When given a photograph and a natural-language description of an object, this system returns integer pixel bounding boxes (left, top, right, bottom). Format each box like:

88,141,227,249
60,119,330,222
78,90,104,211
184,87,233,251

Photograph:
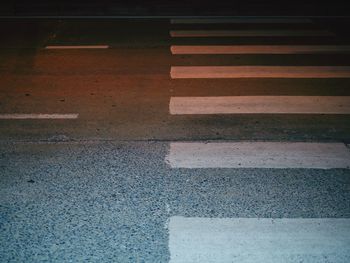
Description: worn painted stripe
169,96,350,115
169,216,350,263
170,30,333,37
170,66,350,79
170,18,313,24
165,142,350,169
0,114,79,119
170,45,350,54
45,45,109,49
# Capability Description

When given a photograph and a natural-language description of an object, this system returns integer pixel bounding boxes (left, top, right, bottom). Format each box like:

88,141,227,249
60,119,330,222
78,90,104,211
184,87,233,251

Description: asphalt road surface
1,18,350,262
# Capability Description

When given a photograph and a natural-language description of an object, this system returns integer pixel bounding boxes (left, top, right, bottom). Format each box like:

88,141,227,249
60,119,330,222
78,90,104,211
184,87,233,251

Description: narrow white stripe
170,30,333,37
165,142,350,169
171,45,350,54
170,66,350,79
0,114,79,119
169,217,350,263
169,96,350,115
45,45,109,49
170,18,313,24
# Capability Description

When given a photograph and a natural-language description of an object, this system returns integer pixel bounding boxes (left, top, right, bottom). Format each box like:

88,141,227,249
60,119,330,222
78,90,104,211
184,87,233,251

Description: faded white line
0,114,79,119
169,216,350,263
170,45,350,54
170,66,350,78
170,30,333,37
169,96,350,115
45,45,109,49
166,142,350,169
170,18,313,24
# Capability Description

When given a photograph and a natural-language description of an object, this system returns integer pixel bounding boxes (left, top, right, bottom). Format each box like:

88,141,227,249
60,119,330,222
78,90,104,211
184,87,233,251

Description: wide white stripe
170,18,313,24
165,142,350,169
0,114,79,119
170,30,333,37
171,45,350,54
170,66,350,79
169,96,350,115
45,45,109,49
169,216,350,263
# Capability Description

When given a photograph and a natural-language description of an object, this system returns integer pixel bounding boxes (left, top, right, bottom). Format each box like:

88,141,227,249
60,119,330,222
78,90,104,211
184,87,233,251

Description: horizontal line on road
45,45,109,49
169,96,350,115
170,30,333,37
169,216,350,263
1,16,349,19
170,18,313,24
170,45,350,54
166,142,350,169
0,114,79,119
170,66,350,79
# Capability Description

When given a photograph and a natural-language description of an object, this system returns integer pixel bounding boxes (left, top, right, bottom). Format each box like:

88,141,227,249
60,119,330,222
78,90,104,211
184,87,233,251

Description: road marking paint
170,45,350,54
45,45,109,49
170,30,333,37
166,142,350,169
170,18,313,24
170,66,350,79
0,114,79,119
169,216,350,263
169,96,350,115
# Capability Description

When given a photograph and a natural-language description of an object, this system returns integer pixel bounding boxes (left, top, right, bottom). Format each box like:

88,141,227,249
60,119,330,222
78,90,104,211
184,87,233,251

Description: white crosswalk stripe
169,96,350,114
169,217,350,263
170,18,313,24
171,45,350,54
170,66,350,79
166,142,350,169
170,30,333,37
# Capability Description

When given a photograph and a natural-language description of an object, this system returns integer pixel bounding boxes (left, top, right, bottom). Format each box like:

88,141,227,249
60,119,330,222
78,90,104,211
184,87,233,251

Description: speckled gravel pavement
1,141,349,262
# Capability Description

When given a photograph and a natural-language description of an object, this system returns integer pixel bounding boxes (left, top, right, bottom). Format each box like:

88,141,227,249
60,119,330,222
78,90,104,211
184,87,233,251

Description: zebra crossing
167,17,350,262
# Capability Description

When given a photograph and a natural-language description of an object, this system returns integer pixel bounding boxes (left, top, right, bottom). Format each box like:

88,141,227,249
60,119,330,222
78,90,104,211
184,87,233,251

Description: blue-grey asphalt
1,141,349,262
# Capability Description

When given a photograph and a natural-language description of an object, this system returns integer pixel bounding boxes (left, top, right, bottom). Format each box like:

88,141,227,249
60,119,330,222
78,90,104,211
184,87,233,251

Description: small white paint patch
170,18,313,24
45,45,109,49
170,45,350,54
169,96,350,115
0,114,79,119
169,30,333,37
170,66,350,79
165,142,350,169
169,217,350,263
